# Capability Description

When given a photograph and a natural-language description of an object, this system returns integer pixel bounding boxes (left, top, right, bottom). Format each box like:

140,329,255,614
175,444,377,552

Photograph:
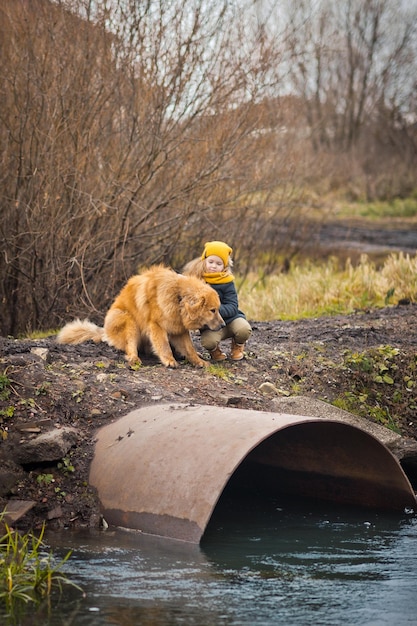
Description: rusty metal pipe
89,404,416,543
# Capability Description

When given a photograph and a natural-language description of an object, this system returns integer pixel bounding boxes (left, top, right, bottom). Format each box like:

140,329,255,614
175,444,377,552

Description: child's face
205,255,225,273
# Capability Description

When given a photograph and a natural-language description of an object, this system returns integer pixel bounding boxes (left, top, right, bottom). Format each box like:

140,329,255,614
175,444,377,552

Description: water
3,495,417,625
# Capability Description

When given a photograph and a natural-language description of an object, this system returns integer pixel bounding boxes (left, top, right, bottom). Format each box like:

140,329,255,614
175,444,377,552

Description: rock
2,500,36,524
30,347,50,361
259,382,290,396
0,461,25,496
14,427,78,465
47,505,63,520
259,382,279,395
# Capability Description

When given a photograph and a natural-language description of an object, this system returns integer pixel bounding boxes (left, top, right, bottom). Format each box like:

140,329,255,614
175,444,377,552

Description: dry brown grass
239,253,417,321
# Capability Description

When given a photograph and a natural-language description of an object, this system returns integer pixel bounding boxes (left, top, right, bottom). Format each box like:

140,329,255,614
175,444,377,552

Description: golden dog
57,265,224,368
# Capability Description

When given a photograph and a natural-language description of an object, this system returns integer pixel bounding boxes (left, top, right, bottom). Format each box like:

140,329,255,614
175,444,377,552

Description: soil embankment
1,301,417,531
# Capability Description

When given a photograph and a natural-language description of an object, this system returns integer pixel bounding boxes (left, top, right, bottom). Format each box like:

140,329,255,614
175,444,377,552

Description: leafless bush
0,0,293,335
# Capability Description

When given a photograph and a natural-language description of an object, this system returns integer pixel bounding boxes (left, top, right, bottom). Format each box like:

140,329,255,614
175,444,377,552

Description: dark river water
3,495,417,625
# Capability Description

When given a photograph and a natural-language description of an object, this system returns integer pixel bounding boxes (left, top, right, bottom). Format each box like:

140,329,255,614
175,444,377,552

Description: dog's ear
183,295,205,320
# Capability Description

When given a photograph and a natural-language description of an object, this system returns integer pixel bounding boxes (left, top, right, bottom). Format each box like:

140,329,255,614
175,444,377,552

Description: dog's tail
56,319,104,345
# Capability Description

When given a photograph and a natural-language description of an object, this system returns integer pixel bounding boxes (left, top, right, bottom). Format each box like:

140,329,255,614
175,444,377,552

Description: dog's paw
165,359,179,368
126,355,142,368
195,358,210,368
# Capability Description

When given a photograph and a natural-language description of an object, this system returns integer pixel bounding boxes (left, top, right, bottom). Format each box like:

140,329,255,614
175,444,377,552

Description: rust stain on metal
89,404,416,543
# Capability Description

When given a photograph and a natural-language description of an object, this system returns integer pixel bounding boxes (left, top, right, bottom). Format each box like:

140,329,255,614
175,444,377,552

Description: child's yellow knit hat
201,241,233,267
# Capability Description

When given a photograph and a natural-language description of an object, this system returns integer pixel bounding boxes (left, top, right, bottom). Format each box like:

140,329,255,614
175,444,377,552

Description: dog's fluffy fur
57,265,224,368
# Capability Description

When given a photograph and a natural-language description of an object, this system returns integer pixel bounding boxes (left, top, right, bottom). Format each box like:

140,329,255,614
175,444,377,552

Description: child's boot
231,339,245,361
210,345,227,361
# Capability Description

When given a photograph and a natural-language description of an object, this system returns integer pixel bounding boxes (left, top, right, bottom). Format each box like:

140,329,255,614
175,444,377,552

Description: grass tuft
0,518,82,615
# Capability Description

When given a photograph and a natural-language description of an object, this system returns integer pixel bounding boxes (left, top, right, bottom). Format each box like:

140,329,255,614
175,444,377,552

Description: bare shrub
0,0,294,335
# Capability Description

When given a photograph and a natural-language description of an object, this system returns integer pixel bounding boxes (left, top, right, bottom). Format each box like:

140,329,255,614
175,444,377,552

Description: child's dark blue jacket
208,281,246,325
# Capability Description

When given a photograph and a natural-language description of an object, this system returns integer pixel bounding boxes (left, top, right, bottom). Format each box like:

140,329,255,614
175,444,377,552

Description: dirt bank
1,302,417,531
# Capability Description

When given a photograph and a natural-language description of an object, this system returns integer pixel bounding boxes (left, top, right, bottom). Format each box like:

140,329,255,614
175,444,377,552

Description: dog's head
180,279,225,331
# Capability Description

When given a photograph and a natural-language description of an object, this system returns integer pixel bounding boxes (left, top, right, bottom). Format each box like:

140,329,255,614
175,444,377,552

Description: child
183,241,252,361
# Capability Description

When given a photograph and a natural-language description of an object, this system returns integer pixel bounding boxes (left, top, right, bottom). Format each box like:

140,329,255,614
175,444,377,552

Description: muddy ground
1,301,417,532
